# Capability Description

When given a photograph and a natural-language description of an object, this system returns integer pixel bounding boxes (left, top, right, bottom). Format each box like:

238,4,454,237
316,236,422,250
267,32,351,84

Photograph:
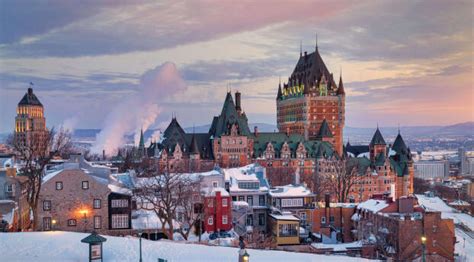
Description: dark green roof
375,152,386,166
392,133,408,155
18,88,43,106
291,48,337,91
190,133,200,154
253,132,335,159
208,92,252,137
317,119,333,138
81,232,107,244
370,128,386,146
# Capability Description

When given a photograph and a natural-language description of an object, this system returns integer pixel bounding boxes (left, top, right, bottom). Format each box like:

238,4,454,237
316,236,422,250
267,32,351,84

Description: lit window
82,181,89,190
208,216,213,225
111,214,129,229
222,215,228,225
56,182,63,190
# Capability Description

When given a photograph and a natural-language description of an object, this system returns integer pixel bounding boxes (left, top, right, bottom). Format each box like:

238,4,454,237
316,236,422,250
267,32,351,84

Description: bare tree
174,186,200,240
134,168,199,240
323,158,361,203
8,127,72,230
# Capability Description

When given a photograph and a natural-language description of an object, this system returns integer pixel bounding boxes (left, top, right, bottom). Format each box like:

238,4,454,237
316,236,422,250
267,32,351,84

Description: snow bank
0,232,373,262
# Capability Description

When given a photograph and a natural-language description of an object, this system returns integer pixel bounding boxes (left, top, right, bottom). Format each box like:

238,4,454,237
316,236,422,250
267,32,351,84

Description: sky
0,0,473,135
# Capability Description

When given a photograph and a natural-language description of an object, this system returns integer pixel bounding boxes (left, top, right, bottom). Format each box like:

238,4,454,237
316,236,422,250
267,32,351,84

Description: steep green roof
209,92,252,137
370,128,386,146
316,119,333,138
375,152,386,166
392,133,408,155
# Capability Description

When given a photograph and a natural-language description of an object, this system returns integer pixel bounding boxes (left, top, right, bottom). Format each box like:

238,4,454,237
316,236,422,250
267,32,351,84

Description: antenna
315,33,318,49
300,40,302,57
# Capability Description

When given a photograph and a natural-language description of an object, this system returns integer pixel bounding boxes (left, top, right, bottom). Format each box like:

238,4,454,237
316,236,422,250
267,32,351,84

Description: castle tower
391,132,414,198
14,87,47,153
276,42,345,155
369,127,387,162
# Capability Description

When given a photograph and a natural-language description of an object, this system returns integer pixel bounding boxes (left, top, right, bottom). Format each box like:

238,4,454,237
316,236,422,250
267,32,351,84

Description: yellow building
268,214,300,245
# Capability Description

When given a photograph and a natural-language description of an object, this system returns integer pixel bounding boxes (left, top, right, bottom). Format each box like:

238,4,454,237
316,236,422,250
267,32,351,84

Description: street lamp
138,229,143,262
51,219,57,231
421,235,427,262
80,209,88,233
242,250,250,262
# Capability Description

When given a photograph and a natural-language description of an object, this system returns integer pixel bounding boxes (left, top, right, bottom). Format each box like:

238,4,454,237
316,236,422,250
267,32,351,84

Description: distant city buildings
414,160,449,180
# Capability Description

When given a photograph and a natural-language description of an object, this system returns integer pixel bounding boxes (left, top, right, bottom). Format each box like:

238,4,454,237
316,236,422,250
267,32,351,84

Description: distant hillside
2,122,470,144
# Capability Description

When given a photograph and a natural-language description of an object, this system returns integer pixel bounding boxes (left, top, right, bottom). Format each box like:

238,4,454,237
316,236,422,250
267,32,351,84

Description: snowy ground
0,231,375,262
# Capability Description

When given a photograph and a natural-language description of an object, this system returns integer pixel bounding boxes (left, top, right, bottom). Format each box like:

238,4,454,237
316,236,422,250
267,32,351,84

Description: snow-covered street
0,231,375,262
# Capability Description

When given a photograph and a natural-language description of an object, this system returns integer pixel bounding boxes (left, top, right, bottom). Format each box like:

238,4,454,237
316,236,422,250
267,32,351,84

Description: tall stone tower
14,87,47,150
276,44,345,155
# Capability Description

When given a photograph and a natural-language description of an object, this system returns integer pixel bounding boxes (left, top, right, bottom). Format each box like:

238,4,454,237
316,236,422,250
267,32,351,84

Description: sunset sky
0,0,472,134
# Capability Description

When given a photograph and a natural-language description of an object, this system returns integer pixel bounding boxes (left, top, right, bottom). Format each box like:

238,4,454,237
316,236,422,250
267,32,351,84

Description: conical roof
370,127,386,146
317,119,333,138
190,133,200,154
209,92,251,137
138,129,145,149
392,133,408,155
337,74,345,95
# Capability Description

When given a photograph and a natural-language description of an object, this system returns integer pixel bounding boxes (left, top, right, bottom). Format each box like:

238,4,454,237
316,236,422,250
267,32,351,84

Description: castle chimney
28,88,33,95
254,126,258,137
325,193,330,208
102,150,105,161
235,91,241,114
286,127,290,136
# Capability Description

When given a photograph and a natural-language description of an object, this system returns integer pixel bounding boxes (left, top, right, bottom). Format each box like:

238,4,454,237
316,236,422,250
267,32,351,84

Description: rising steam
91,62,187,155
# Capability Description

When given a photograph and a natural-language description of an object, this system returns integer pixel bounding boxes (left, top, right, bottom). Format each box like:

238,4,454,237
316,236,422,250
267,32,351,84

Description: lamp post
238,236,250,262
138,230,143,262
421,235,427,262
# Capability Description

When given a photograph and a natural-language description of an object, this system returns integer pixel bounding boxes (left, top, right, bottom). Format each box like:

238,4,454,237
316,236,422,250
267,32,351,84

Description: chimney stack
254,126,258,137
102,150,105,161
235,91,241,114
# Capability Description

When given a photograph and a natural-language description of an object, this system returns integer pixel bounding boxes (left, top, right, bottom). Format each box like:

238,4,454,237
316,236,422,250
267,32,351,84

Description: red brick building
352,197,455,261
203,188,232,233
311,200,356,243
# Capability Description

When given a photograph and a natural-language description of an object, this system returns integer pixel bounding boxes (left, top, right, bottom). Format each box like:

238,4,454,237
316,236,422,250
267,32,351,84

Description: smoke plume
91,62,186,155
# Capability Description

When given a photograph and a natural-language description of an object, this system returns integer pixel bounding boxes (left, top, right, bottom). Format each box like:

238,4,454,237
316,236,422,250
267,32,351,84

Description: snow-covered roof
108,184,132,196
312,241,363,251
232,201,249,208
269,214,300,221
269,184,313,198
357,199,389,213
205,187,229,197
42,169,63,183
448,200,470,206
351,213,360,221
416,194,474,231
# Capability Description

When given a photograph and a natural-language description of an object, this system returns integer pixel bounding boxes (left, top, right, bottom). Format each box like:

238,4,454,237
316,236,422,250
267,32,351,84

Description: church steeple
139,128,145,149
277,77,282,100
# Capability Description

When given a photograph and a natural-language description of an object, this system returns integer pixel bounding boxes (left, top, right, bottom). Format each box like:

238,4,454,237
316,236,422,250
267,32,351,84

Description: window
43,217,51,231
94,216,102,229
43,200,51,211
93,199,101,209
6,184,13,192
222,215,228,225
67,219,77,226
208,216,213,225
208,199,213,208
82,181,89,190
212,181,218,188
278,223,297,237
111,199,128,208
321,217,326,224
259,195,265,206
281,198,303,207
246,214,253,226
258,213,265,226
222,198,228,207
299,212,307,222
111,214,129,229
247,196,253,206
55,182,63,190
329,216,335,223
238,196,245,201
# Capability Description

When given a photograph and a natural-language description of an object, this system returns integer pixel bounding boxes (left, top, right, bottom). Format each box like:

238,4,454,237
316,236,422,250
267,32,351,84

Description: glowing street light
421,235,427,262
51,219,57,231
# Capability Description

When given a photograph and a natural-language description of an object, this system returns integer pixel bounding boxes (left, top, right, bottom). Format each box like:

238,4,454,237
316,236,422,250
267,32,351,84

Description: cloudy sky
0,0,472,134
